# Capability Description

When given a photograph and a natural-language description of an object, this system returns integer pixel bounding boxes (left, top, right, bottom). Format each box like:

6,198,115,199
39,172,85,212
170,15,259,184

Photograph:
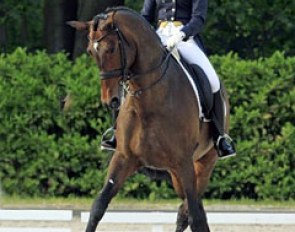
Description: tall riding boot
212,90,236,158
101,108,118,151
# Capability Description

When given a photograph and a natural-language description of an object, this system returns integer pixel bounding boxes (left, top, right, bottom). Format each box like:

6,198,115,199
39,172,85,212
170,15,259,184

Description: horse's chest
120,110,180,167
132,127,176,168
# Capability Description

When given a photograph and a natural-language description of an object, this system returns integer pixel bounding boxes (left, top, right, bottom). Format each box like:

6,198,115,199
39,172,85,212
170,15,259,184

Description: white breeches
157,23,220,93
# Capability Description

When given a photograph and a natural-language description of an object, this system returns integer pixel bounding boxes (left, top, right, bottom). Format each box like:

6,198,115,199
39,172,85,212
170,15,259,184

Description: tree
0,21,6,53
43,0,124,59
43,0,78,58
0,0,44,53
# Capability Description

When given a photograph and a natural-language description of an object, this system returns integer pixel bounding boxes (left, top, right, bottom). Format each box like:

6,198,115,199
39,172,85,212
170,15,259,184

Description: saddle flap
170,49,213,120
189,64,213,118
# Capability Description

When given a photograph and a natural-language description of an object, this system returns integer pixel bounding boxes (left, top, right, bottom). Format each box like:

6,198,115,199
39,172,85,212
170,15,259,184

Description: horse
68,6,230,232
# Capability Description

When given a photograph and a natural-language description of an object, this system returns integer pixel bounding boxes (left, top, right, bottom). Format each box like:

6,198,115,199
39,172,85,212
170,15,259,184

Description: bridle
90,12,171,98
89,26,131,81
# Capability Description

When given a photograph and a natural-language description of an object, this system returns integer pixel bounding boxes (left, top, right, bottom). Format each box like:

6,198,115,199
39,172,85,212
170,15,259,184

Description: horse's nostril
110,97,120,109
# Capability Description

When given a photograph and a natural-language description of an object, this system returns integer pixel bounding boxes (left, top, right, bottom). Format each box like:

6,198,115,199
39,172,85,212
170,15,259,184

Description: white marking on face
109,179,114,184
93,42,99,52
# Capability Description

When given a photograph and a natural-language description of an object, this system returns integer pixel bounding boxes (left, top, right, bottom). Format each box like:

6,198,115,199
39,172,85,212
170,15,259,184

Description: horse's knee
100,179,116,203
87,154,139,232
90,179,115,220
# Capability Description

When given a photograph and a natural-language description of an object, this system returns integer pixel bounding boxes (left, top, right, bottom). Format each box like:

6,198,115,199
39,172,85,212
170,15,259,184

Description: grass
1,195,295,211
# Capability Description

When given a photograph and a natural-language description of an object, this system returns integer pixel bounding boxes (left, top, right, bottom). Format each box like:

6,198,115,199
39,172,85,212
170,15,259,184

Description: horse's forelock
92,18,99,31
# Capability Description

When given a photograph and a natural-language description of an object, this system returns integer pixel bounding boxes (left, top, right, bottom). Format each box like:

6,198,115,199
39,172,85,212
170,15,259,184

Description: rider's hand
166,31,186,49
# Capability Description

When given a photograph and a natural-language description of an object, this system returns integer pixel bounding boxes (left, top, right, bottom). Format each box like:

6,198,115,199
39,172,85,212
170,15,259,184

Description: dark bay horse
69,6,230,232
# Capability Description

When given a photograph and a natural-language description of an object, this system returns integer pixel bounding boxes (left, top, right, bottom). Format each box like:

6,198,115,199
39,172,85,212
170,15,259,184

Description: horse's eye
105,41,116,54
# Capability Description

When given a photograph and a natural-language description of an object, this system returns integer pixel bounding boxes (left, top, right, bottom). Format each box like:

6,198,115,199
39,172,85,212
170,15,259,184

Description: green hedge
0,48,294,200
210,52,295,200
0,48,110,197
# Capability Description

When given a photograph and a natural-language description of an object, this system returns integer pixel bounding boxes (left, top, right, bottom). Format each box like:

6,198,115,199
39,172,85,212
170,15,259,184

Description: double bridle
90,13,171,97
90,26,131,81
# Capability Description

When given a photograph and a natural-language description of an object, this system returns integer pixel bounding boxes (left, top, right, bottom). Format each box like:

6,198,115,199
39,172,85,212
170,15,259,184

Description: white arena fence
1,209,295,232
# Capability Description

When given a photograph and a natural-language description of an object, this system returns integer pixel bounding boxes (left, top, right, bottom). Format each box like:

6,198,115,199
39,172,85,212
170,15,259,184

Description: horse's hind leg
86,152,139,232
175,200,207,232
174,161,209,232
194,149,218,197
170,174,188,232
175,201,189,232
173,149,217,232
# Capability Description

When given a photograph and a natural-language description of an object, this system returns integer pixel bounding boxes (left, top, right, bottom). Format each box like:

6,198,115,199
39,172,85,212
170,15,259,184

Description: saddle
172,50,213,120
182,60,213,119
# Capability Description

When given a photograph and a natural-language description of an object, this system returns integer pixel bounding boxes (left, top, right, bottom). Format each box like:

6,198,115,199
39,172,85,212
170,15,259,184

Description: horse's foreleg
86,153,139,232
177,161,209,232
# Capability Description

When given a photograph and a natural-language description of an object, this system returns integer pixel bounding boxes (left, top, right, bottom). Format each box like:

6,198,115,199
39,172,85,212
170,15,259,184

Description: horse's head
68,10,136,108
68,7,164,108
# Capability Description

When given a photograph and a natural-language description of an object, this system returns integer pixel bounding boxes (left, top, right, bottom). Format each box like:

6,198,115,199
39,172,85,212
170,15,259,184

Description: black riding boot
101,108,118,151
212,90,236,158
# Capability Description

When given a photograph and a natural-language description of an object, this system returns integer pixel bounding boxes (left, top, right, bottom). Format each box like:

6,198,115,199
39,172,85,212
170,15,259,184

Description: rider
101,0,236,158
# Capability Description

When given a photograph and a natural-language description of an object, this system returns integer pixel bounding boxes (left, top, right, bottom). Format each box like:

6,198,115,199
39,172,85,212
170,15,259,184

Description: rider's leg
177,38,236,158
211,90,236,157
101,108,118,151
177,38,220,93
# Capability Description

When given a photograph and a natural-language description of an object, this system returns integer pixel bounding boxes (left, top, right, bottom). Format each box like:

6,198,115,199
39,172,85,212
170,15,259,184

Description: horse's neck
122,19,194,112
127,41,167,108
127,55,193,113
135,42,164,72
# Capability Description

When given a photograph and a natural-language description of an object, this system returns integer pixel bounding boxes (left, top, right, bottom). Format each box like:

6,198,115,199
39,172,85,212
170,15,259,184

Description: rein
123,52,171,97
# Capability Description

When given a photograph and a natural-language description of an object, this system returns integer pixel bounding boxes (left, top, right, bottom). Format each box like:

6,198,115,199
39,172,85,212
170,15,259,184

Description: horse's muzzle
108,97,120,110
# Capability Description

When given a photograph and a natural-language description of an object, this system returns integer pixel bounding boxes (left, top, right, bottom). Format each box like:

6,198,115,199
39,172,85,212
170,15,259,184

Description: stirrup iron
216,134,236,159
100,128,116,151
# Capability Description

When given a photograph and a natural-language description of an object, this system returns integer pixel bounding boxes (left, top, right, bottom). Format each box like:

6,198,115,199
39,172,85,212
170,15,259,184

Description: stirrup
100,128,116,151
216,134,236,159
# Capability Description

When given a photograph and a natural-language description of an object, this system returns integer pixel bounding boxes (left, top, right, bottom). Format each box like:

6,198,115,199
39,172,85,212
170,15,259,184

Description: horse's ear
66,21,91,31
